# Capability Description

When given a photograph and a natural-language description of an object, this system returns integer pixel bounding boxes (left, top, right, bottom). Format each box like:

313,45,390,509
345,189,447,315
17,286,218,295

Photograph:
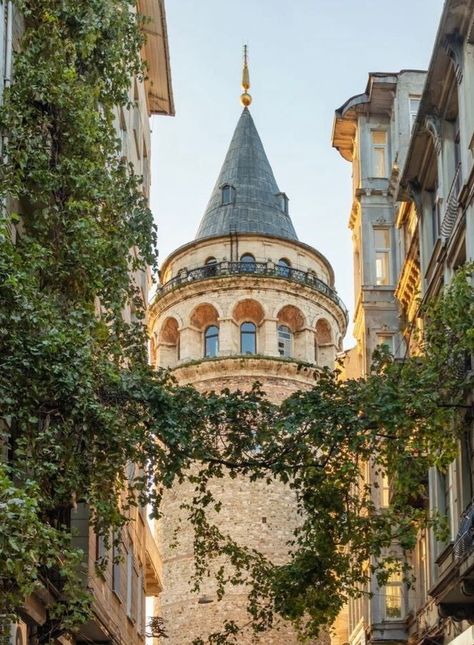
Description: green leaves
0,0,154,637
0,0,472,640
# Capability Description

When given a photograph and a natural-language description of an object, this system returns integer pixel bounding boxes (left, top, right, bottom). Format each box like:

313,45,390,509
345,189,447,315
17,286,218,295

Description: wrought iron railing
441,162,462,241
158,260,348,322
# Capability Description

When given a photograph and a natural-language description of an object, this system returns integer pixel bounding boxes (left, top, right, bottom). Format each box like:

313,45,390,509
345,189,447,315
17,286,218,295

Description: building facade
150,66,347,644
332,67,426,645
7,1,174,643
397,2,474,644
332,2,474,645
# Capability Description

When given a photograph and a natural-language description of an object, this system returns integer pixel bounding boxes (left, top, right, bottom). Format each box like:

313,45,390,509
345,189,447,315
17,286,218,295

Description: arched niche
315,317,335,368
190,303,220,330
276,304,307,360
157,316,180,368
232,299,265,325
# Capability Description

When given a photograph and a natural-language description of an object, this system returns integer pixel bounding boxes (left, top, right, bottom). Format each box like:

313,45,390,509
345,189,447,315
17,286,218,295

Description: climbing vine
0,0,473,642
0,0,156,639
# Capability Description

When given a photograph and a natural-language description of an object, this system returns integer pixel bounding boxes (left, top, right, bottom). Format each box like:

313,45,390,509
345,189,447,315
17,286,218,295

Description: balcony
440,163,462,242
430,503,474,621
157,260,348,322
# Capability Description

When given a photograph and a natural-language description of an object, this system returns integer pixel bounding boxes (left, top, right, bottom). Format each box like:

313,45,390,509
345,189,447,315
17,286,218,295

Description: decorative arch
159,316,179,344
157,316,180,368
190,303,220,330
232,299,265,325
314,317,334,368
276,305,306,360
315,318,332,344
276,304,306,332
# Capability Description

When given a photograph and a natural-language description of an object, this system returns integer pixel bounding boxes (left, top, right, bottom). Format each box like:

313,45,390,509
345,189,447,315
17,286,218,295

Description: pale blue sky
150,0,444,343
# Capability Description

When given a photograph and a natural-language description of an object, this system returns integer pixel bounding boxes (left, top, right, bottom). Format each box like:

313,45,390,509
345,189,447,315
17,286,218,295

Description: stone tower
149,62,347,643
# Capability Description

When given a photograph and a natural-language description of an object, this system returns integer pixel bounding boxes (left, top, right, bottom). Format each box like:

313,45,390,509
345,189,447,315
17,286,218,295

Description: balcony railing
158,260,348,322
440,162,462,241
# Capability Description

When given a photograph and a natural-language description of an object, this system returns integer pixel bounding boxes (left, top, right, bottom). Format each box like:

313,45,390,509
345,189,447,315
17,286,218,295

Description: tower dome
150,58,347,644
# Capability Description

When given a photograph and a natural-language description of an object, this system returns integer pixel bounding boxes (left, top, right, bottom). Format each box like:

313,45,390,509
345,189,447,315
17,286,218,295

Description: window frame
370,130,388,178
126,547,133,618
221,184,235,205
112,539,122,600
408,96,421,131
383,571,404,621
278,324,293,357
240,321,257,355
374,227,391,286
240,253,256,273
376,333,394,354
277,257,291,278
204,325,219,358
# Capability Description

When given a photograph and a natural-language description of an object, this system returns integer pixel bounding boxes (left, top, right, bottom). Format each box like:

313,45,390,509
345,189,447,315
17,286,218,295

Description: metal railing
158,260,348,322
441,162,462,241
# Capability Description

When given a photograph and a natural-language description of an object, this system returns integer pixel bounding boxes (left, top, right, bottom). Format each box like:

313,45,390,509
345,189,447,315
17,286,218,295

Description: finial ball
240,92,252,107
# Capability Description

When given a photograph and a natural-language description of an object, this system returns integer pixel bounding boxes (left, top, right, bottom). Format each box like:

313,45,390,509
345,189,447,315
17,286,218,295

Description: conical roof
195,108,298,241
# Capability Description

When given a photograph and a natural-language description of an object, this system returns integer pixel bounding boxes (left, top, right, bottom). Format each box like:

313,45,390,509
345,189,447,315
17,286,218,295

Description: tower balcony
157,260,348,323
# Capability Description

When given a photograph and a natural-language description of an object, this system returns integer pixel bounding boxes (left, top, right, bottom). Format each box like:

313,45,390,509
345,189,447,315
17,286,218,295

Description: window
431,190,441,243
376,334,394,353
277,192,289,214
126,548,133,618
119,108,127,158
222,185,235,205
204,256,217,277
380,472,390,507
278,325,292,357
374,228,391,285
371,130,387,178
137,568,144,633
384,571,403,620
240,322,256,354
204,325,219,357
409,96,421,130
95,532,107,565
112,540,121,598
277,258,291,277
240,253,256,272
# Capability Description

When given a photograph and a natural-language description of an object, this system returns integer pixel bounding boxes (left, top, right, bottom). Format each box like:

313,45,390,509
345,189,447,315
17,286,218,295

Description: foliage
0,0,473,642
165,264,473,643
0,0,155,639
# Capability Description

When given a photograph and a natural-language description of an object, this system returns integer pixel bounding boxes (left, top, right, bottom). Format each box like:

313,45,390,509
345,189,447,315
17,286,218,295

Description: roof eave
398,0,474,197
139,0,175,117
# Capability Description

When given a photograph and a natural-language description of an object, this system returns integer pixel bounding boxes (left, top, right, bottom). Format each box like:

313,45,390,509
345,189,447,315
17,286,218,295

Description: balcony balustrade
440,162,462,241
157,260,348,322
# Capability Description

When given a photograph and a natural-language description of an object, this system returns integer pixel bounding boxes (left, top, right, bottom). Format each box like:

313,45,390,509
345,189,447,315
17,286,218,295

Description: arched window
277,192,289,214
222,185,235,205
204,325,219,357
278,324,292,357
240,253,256,273
277,257,291,278
204,256,217,277
240,321,256,354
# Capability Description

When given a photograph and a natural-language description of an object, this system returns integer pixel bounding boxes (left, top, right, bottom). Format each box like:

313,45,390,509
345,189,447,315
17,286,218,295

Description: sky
149,0,444,345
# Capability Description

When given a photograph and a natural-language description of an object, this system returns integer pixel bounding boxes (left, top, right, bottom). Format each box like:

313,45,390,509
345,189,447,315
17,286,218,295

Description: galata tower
149,52,348,644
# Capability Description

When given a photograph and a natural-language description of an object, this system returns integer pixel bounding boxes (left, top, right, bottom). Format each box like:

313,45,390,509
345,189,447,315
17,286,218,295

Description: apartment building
332,1,474,644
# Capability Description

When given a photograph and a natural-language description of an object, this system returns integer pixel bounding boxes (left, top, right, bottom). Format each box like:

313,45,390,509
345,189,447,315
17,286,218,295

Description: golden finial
240,45,252,107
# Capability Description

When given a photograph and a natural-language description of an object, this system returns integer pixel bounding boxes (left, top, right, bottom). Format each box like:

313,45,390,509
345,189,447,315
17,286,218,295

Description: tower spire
240,45,252,107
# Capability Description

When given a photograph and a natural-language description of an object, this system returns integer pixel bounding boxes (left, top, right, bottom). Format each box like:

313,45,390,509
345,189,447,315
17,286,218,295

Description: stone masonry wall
156,366,329,645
